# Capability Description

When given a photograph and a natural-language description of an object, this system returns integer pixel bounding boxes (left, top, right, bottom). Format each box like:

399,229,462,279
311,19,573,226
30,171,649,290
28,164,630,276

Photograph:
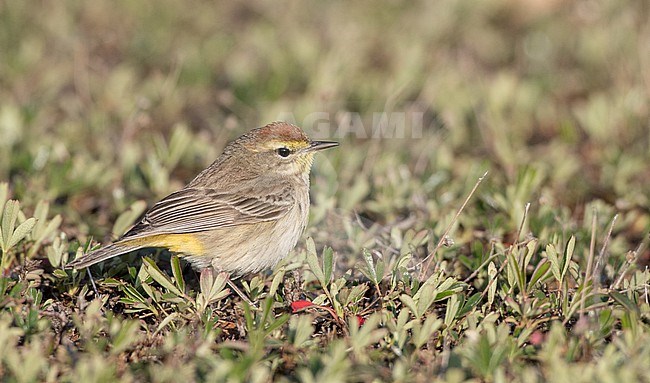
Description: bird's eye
276,147,291,157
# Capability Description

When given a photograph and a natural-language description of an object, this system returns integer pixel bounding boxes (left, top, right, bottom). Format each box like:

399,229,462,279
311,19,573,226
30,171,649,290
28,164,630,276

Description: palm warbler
68,122,338,275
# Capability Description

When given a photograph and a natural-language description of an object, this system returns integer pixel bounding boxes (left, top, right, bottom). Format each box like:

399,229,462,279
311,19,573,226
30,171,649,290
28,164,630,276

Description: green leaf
42,215,62,240
52,269,68,279
528,260,551,292
31,201,48,236
361,249,377,284
199,268,214,296
265,313,290,336
140,280,158,301
507,250,525,294
8,217,36,249
433,278,463,301
142,257,184,297
330,281,343,317
416,284,436,317
457,293,482,317
111,320,140,354
121,284,151,305
29,201,61,246
444,294,460,326
412,315,443,349
399,294,419,318
523,239,537,269
155,312,180,335
0,183,8,214
323,246,333,284
305,238,325,286
545,244,561,282
199,269,228,303
344,284,368,306
562,236,575,281
269,268,285,296
375,259,385,283
349,315,384,355
610,291,640,316
290,315,315,348
0,277,9,296
28,208,62,259
1,200,20,252
487,261,497,307
170,255,185,294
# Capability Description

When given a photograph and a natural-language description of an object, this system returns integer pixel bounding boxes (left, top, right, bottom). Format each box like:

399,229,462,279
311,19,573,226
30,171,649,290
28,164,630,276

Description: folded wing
122,186,294,239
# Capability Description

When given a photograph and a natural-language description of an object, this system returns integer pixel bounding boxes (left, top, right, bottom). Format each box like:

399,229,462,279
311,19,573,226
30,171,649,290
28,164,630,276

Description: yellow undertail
121,233,206,256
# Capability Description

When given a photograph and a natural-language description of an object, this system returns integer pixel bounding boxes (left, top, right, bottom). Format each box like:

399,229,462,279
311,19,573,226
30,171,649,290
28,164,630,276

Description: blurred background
0,0,648,262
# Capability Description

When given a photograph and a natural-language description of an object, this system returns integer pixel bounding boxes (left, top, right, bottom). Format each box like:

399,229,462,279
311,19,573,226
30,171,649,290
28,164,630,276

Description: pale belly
184,197,309,275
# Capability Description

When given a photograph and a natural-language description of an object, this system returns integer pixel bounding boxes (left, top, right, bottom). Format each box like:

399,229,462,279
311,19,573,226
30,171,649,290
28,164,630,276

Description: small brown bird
68,122,338,277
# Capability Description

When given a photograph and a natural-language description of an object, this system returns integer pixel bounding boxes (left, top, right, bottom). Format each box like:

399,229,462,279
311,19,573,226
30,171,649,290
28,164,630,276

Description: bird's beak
306,141,339,152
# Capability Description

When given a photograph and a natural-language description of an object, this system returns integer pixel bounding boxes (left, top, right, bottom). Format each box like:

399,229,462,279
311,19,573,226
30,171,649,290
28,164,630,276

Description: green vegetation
1,1,649,381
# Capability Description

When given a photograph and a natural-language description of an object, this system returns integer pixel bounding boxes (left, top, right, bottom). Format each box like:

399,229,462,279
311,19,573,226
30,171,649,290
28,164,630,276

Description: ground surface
0,1,649,382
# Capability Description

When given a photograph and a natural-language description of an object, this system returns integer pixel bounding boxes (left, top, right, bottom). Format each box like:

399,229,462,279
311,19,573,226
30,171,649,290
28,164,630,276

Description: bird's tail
67,242,142,269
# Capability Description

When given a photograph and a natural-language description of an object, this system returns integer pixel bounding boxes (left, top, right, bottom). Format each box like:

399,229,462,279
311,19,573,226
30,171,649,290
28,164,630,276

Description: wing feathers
121,186,293,239
67,243,142,269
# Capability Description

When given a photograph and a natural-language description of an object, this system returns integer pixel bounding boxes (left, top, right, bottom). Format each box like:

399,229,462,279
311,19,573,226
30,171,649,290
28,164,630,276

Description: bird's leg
217,270,258,310
87,268,100,298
